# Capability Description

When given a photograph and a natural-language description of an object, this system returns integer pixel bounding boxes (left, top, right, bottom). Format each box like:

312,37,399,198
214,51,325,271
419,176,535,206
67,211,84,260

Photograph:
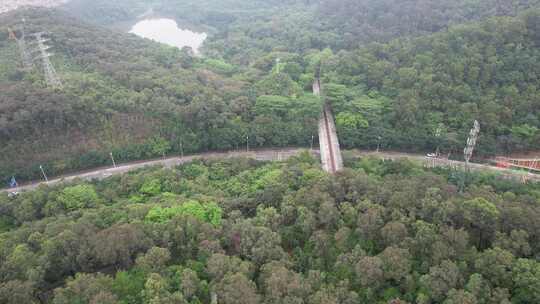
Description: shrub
145,201,222,226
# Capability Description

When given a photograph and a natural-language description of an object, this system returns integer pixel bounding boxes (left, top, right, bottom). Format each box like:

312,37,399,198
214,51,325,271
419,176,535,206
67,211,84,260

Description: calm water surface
130,18,207,54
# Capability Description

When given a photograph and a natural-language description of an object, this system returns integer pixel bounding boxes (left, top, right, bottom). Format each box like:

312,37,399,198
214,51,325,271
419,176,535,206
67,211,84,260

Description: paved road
357,150,540,183
3,149,307,193
3,148,539,193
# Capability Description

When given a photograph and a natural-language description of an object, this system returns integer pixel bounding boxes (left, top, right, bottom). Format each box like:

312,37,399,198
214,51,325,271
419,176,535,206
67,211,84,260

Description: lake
129,18,207,54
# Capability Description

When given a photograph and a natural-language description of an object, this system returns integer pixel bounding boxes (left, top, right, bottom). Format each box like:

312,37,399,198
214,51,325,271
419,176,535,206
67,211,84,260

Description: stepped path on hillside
3,148,540,193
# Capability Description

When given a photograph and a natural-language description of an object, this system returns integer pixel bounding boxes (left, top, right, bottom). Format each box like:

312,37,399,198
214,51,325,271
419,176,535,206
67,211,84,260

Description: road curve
2,148,308,193
3,148,539,193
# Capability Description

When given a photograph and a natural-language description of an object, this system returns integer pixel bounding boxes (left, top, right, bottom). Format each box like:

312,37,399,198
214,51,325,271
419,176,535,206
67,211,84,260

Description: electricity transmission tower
8,19,33,70
7,19,63,89
32,32,63,89
464,120,480,169
460,120,480,191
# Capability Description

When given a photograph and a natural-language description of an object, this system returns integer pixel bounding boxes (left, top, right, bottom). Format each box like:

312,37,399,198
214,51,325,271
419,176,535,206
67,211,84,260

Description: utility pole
246,135,249,152
110,152,117,168
32,32,63,89
39,165,49,182
310,134,314,151
179,141,184,158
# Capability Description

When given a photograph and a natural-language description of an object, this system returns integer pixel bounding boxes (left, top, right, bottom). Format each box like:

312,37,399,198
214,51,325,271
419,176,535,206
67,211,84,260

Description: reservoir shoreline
128,17,207,55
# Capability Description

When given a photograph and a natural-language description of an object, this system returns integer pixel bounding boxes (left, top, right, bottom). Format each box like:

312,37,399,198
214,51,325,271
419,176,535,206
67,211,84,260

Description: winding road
2,149,306,193
3,148,539,193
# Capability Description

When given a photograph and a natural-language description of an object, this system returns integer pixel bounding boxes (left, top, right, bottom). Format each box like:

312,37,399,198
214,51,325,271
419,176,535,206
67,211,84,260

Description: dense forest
324,11,540,154
1,1,539,303
1,1,540,183
1,154,540,303
63,0,540,59
0,0,540,180
0,8,321,182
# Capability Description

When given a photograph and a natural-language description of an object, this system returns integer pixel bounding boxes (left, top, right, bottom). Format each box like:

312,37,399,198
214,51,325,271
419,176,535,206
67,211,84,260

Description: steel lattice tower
32,32,62,89
464,120,480,166
8,19,33,70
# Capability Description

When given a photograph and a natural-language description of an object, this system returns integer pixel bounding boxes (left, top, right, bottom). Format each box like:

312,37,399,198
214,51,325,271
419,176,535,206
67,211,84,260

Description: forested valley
1,0,540,303
1,154,540,303
0,1,539,182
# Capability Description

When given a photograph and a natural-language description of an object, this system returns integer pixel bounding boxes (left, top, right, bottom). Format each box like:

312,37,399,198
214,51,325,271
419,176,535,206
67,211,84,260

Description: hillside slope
323,11,540,155
59,0,540,64
1,7,540,184
0,8,321,183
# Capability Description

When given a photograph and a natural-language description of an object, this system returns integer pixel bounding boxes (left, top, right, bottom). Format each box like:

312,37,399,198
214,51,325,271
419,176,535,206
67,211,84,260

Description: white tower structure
464,120,480,167
32,32,62,89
